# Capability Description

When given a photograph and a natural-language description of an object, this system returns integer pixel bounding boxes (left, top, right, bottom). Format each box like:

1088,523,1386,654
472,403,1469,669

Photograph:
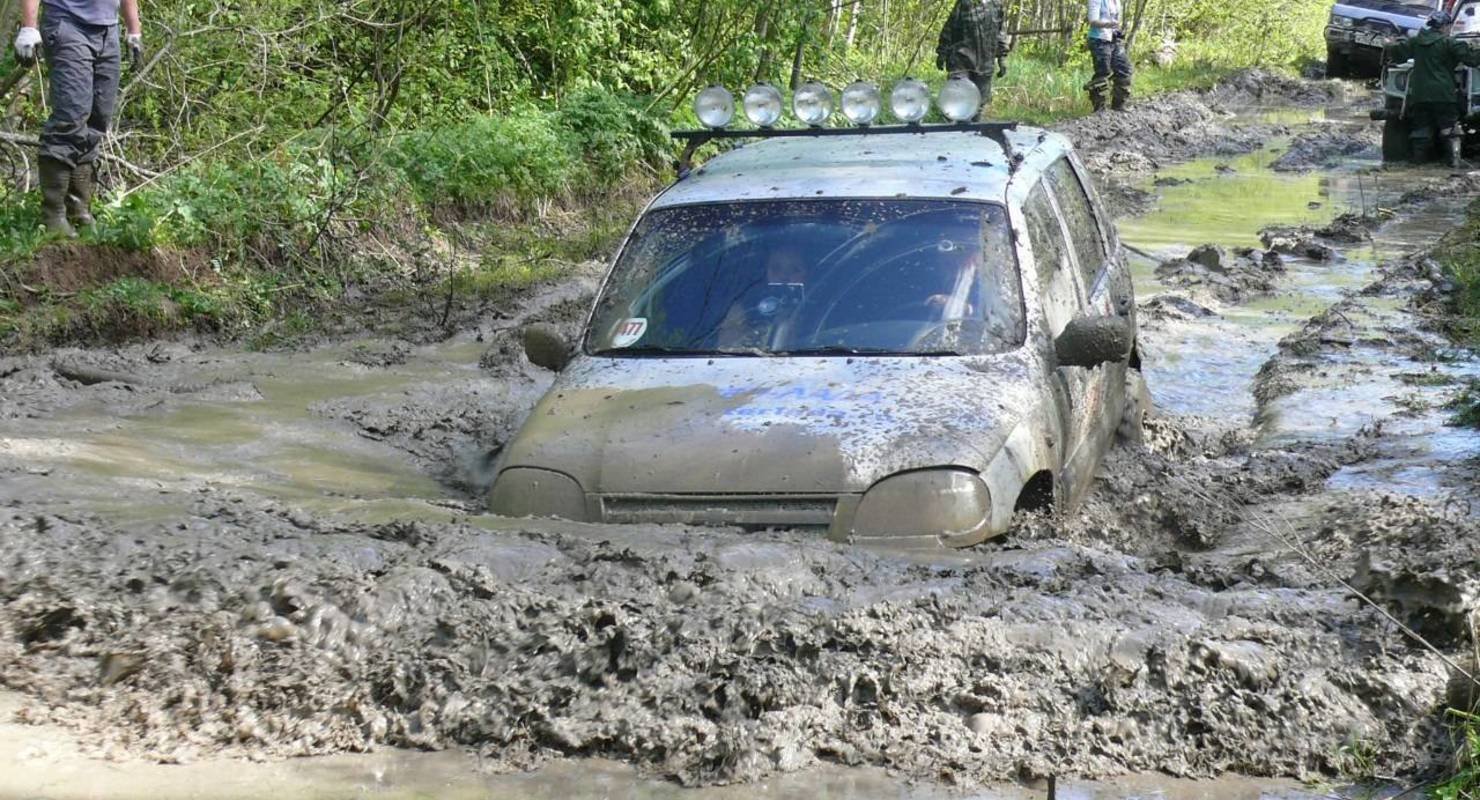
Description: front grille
601,494,838,530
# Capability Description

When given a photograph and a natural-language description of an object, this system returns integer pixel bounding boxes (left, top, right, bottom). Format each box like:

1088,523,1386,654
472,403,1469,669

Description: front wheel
1327,46,1349,79
1382,115,1410,163
1117,369,1151,446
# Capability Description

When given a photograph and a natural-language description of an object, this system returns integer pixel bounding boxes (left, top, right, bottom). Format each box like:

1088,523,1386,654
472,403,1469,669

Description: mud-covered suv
1327,0,1441,77
488,120,1146,548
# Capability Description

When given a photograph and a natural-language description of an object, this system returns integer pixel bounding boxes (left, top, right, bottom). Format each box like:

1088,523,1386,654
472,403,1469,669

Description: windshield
587,199,1025,357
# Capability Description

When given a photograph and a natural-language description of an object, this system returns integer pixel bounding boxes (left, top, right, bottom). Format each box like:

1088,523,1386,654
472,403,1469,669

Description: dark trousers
1405,101,1459,165
1088,38,1132,110
41,10,120,168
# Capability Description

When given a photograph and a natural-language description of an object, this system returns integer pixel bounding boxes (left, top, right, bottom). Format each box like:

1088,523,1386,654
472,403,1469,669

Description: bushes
390,85,669,212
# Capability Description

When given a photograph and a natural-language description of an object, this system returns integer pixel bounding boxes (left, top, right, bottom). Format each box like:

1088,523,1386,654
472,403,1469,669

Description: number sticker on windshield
611,318,648,348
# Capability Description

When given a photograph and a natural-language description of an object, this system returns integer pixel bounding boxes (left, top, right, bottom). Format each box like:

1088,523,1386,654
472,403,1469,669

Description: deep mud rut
1,71,1478,798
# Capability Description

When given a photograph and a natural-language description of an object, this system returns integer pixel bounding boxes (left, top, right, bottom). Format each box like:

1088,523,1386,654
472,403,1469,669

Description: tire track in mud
0,71,1476,790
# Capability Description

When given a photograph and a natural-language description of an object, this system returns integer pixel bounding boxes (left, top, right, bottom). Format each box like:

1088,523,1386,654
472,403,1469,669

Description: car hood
499,353,1044,495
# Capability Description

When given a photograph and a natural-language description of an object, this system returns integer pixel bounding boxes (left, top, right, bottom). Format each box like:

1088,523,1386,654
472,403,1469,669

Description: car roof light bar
671,122,1020,175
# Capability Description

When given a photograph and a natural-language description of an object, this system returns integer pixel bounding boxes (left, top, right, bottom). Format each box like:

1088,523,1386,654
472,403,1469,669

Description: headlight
694,85,735,129
1330,13,1355,28
841,81,882,126
938,77,982,123
890,78,930,123
852,469,991,540
792,82,835,127
743,83,783,128
489,468,588,521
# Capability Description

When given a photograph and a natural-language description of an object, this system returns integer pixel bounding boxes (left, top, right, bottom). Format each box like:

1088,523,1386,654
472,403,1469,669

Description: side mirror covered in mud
523,324,572,372
1055,316,1132,368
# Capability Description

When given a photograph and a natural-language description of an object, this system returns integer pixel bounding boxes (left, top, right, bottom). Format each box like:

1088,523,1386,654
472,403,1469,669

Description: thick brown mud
0,71,1477,796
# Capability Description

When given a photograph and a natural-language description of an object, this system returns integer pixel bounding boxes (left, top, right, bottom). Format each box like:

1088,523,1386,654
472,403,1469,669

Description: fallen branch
0,131,162,180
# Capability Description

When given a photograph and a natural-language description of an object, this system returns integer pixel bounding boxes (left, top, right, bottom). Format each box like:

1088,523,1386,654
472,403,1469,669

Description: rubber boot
1111,84,1131,111
67,162,96,229
1088,85,1107,112
39,157,77,238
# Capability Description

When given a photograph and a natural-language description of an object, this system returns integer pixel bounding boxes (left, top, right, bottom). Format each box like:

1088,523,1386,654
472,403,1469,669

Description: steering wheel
907,320,956,351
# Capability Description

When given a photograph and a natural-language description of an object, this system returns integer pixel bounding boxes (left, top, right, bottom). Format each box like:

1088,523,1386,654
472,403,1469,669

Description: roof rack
671,122,1020,175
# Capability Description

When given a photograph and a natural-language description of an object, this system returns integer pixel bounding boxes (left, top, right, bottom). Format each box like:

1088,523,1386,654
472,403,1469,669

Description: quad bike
1369,58,1480,166
1371,3,1480,166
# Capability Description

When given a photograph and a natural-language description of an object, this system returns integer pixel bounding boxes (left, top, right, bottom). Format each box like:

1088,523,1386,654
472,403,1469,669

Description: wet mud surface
1,71,1478,795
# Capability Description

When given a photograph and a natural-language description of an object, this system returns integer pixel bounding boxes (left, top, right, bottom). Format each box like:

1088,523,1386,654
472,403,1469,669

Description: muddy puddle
1120,126,1480,498
1,80,1478,799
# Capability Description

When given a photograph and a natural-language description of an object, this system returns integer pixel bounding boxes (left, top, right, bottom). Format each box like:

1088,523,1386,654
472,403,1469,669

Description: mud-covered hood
500,353,1043,494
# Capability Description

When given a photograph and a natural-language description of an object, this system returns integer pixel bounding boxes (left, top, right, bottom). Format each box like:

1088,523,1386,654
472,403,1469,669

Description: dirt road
0,71,1476,796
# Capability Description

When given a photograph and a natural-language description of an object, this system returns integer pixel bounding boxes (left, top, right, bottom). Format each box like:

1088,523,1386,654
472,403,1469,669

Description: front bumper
1325,25,1398,55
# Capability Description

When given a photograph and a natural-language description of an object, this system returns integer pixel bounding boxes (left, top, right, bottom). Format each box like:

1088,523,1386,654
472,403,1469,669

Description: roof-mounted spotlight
695,85,735,129
841,81,882,126
890,79,930,123
743,83,784,128
792,82,834,127
938,77,982,123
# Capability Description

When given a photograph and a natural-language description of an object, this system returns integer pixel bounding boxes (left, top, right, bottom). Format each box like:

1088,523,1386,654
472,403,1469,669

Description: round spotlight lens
938,77,982,123
792,82,835,127
890,78,930,123
695,85,735,130
841,81,882,126
743,83,784,128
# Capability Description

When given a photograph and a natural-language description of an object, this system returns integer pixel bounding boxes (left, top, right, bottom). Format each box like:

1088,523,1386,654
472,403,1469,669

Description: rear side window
1045,158,1107,287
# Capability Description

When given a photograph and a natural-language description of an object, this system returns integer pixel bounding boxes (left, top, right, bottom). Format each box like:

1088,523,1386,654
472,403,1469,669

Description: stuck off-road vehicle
1327,0,1441,77
1372,0,1480,164
488,80,1147,547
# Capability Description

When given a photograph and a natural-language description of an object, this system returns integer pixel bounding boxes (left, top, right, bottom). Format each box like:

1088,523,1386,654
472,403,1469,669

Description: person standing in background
1086,0,1132,112
13,0,142,236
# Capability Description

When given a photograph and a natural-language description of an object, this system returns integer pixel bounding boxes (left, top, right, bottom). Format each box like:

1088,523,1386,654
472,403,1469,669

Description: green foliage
0,0,1335,349
1435,198,1480,347
1436,708,1479,800
554,86,670,185
390,108,584,210
1447,380,1480,429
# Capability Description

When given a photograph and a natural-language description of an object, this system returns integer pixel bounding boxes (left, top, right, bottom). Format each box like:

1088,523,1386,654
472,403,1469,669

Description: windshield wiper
592,345,703,356
772,346,961,357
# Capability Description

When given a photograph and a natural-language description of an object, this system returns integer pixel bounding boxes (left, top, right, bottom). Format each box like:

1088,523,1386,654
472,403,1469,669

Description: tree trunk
1126,0,1151,52
845,0,860,50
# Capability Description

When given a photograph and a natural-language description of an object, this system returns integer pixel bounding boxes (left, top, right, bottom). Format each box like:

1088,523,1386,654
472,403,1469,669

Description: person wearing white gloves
13,0,142,236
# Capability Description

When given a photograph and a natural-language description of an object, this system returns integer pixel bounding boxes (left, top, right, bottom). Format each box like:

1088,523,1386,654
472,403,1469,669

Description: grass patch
1436,708,1479,800
1397,370,1457,387
992,54,1234,124
1434,198,1480,348
1446,379,1480,429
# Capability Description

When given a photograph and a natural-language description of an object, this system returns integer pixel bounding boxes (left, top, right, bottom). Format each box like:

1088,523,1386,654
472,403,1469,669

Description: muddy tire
1117,369,1150,447
1326,47,1348,80
1382,116,1410,164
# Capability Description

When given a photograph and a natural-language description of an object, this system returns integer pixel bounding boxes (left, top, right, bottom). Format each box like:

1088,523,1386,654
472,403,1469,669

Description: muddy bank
1270,126,1379,173
1056,69,1341,181
1153,245,1286,304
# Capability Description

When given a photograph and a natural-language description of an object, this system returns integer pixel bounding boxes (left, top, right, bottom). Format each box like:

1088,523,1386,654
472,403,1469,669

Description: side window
1045,158,1107,288
1023,184,1072,290
1023,182,1082,333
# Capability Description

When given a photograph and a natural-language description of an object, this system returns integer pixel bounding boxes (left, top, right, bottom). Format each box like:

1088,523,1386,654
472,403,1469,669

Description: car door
1043,156,1125,458
1021,180,1095,498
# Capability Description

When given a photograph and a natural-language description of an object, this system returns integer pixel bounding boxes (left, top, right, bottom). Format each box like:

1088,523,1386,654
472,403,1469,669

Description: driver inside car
715,247,809,350
923,237,982,320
